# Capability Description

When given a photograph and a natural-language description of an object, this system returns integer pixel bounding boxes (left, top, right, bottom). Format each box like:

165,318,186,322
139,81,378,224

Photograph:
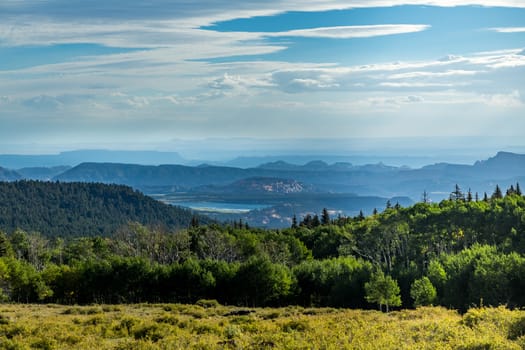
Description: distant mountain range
1,151,523,229
0,150,186,168
47,151,525,201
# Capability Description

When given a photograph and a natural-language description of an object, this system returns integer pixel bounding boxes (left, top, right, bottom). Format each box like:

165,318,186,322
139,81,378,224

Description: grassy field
0,303,524,349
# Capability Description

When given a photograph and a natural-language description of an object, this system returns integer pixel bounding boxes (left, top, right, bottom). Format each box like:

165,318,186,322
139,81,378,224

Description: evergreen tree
516,182,522,196
483,192,489,202
467,188,473,202
190,215,200,228
386,200,392,209
321,208,331,226
312,215,321,228
492,185,503,200
291,214,298,229
451,184,464,201
422,190,429,204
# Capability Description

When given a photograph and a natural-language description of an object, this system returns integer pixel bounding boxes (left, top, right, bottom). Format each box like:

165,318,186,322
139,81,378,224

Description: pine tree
492,185,503,199
386,200,392,209
422,190,429,204
467,188,473,202
516,182,522,196
312,215,321,228
451,184,464,201
321,208,331,225
291,214,298,229
190,215,200,228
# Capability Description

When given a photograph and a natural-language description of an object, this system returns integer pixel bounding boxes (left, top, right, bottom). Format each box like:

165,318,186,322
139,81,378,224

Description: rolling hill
0,180,205,237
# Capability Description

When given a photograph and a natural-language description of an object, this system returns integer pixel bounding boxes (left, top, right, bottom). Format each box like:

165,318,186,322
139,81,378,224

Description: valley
1,150,524,228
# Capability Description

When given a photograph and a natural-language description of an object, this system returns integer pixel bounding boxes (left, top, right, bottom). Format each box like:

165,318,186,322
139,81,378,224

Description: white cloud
209,73,274,90
379,82,460,88
0,96,12,105
406,95,424,103
484,90,522,107
22,95,63,110
266,24,430,39
126,96,150,108
1,1,524,145
489,27,525,33
388,70,479,79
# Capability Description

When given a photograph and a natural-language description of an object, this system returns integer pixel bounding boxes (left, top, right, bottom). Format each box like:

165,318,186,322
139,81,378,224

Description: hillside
0,167,21,181
191,177,315,194
0,181,204,237
16,166,71,180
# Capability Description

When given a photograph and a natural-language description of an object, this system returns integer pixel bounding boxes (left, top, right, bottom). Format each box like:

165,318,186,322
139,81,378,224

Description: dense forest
0,183,524,312
0,181,205,237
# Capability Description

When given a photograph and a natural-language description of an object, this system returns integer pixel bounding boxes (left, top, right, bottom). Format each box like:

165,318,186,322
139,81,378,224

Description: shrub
281,320,309,332
196,299,220,308
509,316,525,340
133,324,165,342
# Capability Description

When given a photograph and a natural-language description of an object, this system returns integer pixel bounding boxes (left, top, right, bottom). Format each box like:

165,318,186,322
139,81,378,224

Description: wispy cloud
1,1,524,146
266,24,430,39
489,27,525,33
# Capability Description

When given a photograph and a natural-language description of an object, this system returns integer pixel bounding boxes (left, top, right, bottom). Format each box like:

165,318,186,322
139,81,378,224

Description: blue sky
0,1,525,159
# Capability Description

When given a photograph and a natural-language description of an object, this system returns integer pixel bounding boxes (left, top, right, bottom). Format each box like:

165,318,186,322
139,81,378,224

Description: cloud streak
266,24,430,39
489,27,525,33
1,2,524,147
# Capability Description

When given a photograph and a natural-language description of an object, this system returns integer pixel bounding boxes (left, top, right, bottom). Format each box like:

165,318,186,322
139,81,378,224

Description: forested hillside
0,181,204,237
0,183,524,311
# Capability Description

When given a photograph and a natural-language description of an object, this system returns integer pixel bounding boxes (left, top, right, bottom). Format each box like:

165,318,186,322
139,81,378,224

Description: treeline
0,184,525,311
0,180,206,237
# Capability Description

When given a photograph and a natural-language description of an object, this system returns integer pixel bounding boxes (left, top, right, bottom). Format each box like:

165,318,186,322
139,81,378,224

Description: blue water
172,201,270,213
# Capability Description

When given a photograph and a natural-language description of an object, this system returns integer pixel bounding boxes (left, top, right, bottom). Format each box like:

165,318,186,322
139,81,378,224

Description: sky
1,1,525,160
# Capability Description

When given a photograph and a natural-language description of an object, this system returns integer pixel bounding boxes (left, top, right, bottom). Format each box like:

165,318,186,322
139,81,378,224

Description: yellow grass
0,303,524,349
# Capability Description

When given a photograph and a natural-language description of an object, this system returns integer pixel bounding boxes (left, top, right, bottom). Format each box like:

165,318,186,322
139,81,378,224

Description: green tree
321,208,331,225
451,184,464,201
234,255,293,306
364,269,401,312
492,185,503,200
410,276,437,307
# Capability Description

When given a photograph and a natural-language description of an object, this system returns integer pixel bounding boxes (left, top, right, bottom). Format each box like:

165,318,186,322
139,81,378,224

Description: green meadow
1,303,525,349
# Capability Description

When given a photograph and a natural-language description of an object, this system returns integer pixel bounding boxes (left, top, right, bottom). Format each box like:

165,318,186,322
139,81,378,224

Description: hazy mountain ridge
16,166,71,180
0,167,22,181
51,152,525,200
0,150,186,168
